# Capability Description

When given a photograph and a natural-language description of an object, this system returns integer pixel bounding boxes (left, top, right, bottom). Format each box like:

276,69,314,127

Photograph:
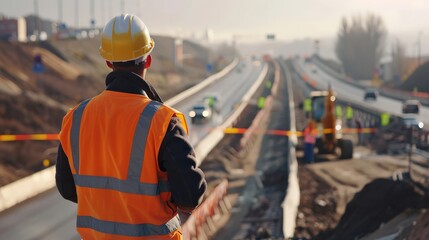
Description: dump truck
309,85,353,159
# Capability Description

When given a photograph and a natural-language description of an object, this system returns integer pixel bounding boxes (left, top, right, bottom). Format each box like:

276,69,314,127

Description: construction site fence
409,149,429,191
182,179,231,240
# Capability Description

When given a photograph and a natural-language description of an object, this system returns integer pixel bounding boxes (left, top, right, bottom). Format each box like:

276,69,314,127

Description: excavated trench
195,60,290,239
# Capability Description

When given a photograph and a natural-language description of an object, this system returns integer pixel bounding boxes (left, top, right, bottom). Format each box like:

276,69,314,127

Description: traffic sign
266,34,275,40
206,63,214,73
32,53,45,74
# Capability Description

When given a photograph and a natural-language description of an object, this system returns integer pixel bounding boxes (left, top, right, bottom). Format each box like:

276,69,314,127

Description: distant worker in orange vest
55,14,207,240
303,120,317,163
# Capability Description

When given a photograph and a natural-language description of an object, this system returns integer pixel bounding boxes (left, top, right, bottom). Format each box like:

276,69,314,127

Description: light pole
314,39,320,56
90,0,95,28
408,125,414,174
417,31,423,66
108,0,112,18
121,0,125,14
75,0,79,29
58,0,62,23
34,0,40,40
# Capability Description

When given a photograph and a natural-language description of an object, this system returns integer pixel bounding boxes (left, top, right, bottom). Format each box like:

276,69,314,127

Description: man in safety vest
55,14,207,240
303,119,317,163
380,112,390,127
346,104,353,127
335,105,343,119
303,98,312,118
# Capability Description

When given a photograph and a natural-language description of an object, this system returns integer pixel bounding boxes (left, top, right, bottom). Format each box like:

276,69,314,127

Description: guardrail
165,59,239,106
311,56,429,106
182,180,230,240
290,59,385,128
409,149,429,189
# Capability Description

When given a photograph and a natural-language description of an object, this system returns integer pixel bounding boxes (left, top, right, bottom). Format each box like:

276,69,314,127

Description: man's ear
145,55,152,69
106,61,113,69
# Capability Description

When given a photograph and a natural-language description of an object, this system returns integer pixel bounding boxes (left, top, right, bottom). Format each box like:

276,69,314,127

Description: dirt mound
294,166,340,239
315,178,429,240
0,41,102,186
401,61,429,92
408,209,429,240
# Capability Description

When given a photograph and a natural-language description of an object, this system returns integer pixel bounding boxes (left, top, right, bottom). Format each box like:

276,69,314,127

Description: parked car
363,88,378,101
189,103,212,124
402,99,420,114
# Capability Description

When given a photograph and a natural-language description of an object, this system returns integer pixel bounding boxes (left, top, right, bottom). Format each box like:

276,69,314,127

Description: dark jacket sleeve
159,117,207,212
55,144,78,203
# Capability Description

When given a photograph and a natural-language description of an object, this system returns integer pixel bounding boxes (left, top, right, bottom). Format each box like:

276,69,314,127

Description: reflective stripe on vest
76,215,181,237
71,98,91,172
70,99,180,236
381,113,390,126
304,99,312,112
346,106,353,119
72,174,170,195
335,106,343,117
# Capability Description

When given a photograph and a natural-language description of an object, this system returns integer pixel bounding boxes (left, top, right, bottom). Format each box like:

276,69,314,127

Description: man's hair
112,60,145,68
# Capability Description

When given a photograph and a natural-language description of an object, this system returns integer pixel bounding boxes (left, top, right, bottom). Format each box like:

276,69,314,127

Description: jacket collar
105,70,163,103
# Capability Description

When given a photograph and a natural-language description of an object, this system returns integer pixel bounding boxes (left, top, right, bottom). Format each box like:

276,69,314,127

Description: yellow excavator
309,85,353,159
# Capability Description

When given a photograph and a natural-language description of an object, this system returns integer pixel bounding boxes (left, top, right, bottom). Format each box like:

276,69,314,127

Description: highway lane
174,60,264,146
0,189,77,240
296,59,429,126
0,59,265,240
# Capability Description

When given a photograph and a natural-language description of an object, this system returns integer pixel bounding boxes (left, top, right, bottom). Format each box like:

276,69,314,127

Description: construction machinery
309,85,353,159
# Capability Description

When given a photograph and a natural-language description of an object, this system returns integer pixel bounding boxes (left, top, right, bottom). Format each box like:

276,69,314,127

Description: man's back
56,14,206,240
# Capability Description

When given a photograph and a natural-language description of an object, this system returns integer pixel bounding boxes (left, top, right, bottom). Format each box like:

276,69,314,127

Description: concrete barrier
279,60,300,238
312,57,429,106
0,166,55,212
165,59,239,106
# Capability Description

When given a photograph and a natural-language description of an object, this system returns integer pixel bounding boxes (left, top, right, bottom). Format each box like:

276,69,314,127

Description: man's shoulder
160,103,182,114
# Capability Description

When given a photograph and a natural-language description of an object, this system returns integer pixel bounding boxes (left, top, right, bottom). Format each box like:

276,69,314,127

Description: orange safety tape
0,127,378,142
223,127,377,136
0,134,59,141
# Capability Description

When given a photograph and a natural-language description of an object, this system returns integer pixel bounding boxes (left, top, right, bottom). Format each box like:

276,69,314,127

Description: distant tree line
335,14,387,80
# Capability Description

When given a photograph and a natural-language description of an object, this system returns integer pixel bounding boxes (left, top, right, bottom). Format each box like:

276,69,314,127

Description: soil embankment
0,36,226,187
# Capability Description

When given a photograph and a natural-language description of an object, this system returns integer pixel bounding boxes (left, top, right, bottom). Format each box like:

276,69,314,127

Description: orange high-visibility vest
59,90,188,240
303,127,317,144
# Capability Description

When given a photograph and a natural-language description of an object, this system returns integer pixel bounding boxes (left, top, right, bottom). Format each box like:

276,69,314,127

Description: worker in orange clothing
55,14,207,240
303,120,317,163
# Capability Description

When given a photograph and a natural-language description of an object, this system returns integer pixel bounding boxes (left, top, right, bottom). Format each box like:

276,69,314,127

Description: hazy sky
1,0,428,43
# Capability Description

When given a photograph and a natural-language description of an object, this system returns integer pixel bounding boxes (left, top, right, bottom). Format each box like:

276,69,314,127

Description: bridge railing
409,149,429,190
